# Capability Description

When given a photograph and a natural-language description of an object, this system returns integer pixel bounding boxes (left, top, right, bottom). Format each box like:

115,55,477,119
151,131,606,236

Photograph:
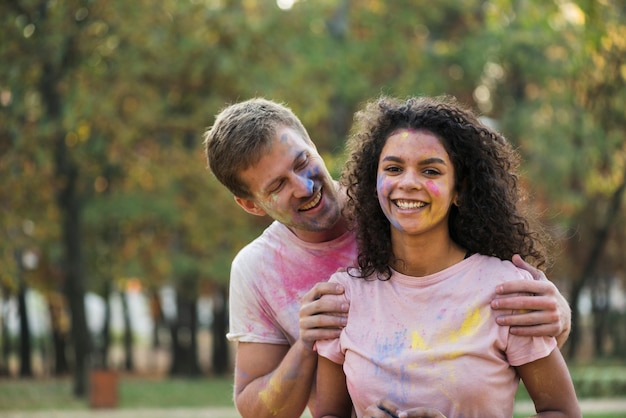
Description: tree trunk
54,128,90,395
150,290,164,349
591,276,610,357
169,290,201,377
211,284,229,375
39,48,90,394
121,289,134,371
567,173,626,359
103,286,112,369
95,282,112,370
61,189,90,397
17,272,32,377
0,286,10,376
48,293,70,375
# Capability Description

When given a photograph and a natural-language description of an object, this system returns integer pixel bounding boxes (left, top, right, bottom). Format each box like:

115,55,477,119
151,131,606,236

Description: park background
1,0,625,415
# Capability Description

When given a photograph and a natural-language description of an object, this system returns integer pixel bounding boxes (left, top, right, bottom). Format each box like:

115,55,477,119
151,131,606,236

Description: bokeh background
1,0,625,409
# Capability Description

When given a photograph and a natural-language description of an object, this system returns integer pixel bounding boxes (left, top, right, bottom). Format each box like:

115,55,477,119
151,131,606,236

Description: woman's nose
398,170,423,190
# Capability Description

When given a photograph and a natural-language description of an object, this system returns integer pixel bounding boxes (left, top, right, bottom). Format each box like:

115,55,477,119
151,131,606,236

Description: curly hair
341,95,550,280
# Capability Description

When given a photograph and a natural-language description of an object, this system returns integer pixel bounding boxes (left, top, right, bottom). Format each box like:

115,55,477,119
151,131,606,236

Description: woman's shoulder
471,254,533,282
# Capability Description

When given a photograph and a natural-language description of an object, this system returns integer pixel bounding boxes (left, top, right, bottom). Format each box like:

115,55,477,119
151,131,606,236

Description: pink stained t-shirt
226,220,358,345
316,254,557,418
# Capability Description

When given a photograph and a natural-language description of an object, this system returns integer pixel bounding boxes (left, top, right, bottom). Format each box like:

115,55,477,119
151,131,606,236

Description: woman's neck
390,232,467,277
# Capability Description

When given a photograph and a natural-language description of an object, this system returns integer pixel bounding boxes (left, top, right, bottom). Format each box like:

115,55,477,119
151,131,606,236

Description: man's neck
289,218,349,243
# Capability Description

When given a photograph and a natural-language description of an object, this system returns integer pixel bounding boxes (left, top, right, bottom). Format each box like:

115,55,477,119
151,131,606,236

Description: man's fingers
492,294,557,311
299,312,346,348
511,254,547,281
495,309,559,327
302,281,345,303
301,294,348,318
495,278,556,296
299,283,349,348
300,327,342,342
300,311,347,329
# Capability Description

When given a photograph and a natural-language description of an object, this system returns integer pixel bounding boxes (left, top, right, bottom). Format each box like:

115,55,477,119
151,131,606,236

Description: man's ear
234,196,267,216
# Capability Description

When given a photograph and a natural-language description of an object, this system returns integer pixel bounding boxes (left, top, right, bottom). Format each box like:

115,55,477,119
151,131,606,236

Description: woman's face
376,128,457,237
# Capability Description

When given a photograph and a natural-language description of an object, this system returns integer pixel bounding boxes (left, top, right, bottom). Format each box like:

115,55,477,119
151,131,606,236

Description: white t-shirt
316,254,557,418
227,220,358,345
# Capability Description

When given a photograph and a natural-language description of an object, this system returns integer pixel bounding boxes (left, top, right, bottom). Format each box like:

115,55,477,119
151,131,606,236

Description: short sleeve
226,253,288,344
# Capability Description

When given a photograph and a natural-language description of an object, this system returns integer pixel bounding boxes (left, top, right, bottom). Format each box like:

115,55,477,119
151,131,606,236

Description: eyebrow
381,156,446,165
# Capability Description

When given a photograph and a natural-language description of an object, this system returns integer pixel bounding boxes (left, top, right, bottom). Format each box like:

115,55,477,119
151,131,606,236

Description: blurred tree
1,0,95,394
474,0,626,358
2,0,625,388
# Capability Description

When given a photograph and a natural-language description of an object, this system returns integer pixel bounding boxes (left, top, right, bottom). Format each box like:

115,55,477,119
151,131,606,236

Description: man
203,98,571,418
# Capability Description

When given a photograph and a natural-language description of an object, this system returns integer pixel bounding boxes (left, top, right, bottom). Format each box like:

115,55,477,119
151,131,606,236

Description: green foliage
1,1,625,361
571,365,626,398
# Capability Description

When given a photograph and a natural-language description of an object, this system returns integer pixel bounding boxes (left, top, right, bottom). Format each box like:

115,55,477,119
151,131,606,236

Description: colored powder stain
425,180,440,196
460,307,483,335
258,376,285,416
449,307,483,342
410,330,429,351
304,177,314,194
444,349,464,361
306,166,321,176
437,308,446,320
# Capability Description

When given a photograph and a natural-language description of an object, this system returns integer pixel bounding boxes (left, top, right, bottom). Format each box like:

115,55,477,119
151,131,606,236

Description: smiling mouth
299,189,322,211
394,199,426,209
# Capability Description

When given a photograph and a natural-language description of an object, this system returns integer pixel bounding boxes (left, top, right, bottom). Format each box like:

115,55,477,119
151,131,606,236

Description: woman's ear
234,196,267,216
452,191,460,207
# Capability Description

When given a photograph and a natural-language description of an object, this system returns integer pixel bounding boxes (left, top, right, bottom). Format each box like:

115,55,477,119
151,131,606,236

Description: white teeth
300,190,322,211
395,200,426,209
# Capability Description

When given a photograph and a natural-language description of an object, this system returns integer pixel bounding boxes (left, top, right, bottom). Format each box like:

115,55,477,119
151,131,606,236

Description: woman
314,96,580,418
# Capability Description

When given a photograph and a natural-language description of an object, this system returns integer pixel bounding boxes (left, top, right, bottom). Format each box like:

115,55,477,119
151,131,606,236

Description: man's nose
293,173,314,197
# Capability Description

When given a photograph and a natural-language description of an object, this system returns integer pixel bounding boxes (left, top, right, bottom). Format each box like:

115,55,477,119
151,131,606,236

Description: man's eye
296,157,309,170
268,181,284,194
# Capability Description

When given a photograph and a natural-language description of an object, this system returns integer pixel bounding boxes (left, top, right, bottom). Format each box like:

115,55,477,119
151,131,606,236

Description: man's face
236,126,343,241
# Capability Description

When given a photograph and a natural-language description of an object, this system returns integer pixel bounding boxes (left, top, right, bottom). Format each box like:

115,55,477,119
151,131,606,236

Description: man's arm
491,255,572,348
234,282,348,418
234,341,317,418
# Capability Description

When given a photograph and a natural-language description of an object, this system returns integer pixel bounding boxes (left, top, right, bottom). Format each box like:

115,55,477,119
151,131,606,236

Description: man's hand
299,282,348,350
491,254,572,347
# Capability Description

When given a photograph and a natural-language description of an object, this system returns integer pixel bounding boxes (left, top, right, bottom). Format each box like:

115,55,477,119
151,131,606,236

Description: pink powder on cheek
426,180,440,196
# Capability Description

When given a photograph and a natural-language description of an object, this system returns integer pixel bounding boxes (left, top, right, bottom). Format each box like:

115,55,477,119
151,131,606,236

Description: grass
0,374,234,411
1,365,625,417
